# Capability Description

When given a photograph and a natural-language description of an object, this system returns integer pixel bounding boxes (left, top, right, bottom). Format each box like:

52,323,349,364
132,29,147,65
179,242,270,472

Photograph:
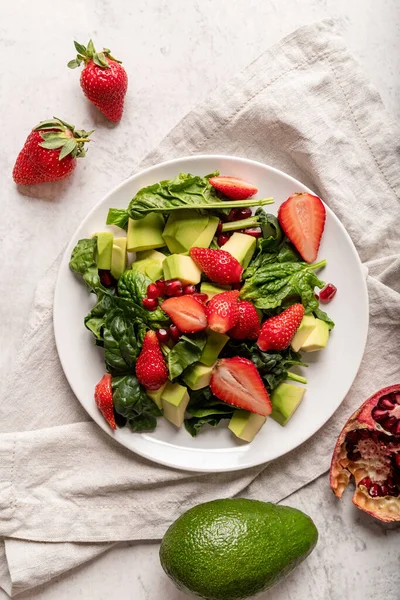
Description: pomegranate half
330,384,400,522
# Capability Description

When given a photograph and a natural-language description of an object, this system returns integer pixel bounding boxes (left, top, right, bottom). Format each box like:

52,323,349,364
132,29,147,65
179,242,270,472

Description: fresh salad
69,171,335,442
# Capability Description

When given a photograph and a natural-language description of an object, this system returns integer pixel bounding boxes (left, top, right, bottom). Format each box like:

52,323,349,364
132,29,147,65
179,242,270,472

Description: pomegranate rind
330,384,400,523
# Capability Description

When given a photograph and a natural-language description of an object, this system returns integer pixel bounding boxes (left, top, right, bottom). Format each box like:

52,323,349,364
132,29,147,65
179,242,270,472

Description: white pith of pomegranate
330,384,400,522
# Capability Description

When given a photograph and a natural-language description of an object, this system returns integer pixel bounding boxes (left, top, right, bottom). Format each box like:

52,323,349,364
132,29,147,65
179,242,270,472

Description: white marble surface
0,0,399,598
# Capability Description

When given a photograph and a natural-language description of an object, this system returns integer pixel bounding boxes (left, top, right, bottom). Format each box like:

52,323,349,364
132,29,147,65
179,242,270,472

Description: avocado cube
192,216,220,248
163,254,202,285
127,213,165,252
110,237,127,280
200,282,231,301
146,382,167,410
96,232,113,270
200,329,229,367
132,250,165,281
182,362,214,390
161,382,190,427
291,315,317,352
162,210,209,254
300,319,330,352
228,410,267,442
270,383,306,426
220,232,256,269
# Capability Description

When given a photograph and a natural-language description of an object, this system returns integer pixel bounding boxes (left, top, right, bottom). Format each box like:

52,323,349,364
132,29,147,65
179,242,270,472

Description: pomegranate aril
169,324,181,342
371,408,388,422
147,283,160,299
156,279,166,296
156,328,170,343
99,270,115,288
319,283,337,303
394,393,400,405
244,227,262,238
164,279,183,297
369,484,381,498
217,234,231,247
395,421,400,435
379,396,395,410
227,208,240,221
381,416,397,433
142,297,158,311
380,485,389,497
395,455,400,468
216,221,223,235
346,429,361,442
359,476,372,489
183,284,197,295
192,293,208,304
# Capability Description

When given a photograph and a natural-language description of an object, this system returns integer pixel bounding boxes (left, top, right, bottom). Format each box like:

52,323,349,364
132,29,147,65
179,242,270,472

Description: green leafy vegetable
184,387,234,437
117,269,168,326
112,375,161,432
69,237,103,292
255,210,283,249
314,306,335,330
168,333,207,380
106,208,129,229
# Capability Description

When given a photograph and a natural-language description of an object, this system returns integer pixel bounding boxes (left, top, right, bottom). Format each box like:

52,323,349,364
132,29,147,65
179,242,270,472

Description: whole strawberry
257,303,305,352
94,373,117,430
207,290,240,334
13,117,92,185
229,301,260,340
68,40,128,122
190,247,243,285
136,330,168,390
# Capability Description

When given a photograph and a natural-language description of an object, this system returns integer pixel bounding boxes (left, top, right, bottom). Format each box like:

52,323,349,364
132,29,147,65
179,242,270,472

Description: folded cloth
1,18,399,596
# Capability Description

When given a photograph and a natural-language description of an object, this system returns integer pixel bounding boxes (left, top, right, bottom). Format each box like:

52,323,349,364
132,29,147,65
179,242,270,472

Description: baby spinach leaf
106,208,129,230
112,375,161,432
314,307,335,330
255,210,283,250
184,386,234,437
118,270,168,326
168,333,207,380
69,237,103,292
185,413,233,437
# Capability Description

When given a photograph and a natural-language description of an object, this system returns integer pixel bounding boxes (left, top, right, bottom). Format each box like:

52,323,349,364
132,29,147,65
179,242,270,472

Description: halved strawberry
94,373,117,430
229,301,260,340
210,357,272,416
161,296,208,333
209,176,258,200
257,303,305,352
278,192,326,263
207,290,240,334
190,247,243,285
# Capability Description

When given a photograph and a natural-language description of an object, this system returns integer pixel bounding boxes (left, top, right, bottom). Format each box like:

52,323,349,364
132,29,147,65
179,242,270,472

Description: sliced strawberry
161,296,208,333
189,247,243,285
229,301,260,340
257,303,305,352
135,330,168,390
278,192,326,263
209,176,258,200
206,290,240,334
94,373,117,430
211,357,272,416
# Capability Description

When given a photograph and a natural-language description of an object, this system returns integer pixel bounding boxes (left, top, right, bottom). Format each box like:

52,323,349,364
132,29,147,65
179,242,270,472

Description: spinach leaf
314,306,335,330
185,414,233,437
184,387,234,437
106,208,129,230
168,333,207,380
69,237,103,292
244,240,300,279
112,375,161,432
118,270,169,326
255,210,283,250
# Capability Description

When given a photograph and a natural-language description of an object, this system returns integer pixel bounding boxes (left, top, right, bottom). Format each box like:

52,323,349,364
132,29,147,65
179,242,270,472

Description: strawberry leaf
93,52,109,68
86,39,96,56
67,59,81,69
40,139,66,150
74,41,87,55
59,138,77,160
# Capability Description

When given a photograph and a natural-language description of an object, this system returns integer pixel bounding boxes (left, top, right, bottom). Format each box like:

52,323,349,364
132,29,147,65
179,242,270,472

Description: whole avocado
159,498,318,600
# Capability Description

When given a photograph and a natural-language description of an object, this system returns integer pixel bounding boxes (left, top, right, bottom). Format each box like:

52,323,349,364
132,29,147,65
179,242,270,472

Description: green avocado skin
159,498,318,600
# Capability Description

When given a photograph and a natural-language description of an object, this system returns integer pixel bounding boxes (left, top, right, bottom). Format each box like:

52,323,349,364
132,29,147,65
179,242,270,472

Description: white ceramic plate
54,155,368,472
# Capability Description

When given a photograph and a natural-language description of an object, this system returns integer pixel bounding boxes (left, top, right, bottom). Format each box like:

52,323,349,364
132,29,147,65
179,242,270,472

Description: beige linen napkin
1,19,399,596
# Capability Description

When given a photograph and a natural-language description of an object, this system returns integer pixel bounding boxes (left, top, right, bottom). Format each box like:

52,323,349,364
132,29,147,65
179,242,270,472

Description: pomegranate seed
216,221,223,235
348,450,361,462
183,284,197,295
192,293,208,304
381,416,397,433
395,454,400,468
371,408,387,422
147,283,160,299
142,297,158,311
156,279,166,296
380,484,389,496
156,328,170,343
169,324,181,342
228,208,240,221
359,476,372,489
369,484,381,497
99,270,115,288
244,227,262,238
314,293,319,300
237,208,252,220
319,283,337,303
217,234,231,247
395,421,400,435
164,279,183,297
379,396,395,409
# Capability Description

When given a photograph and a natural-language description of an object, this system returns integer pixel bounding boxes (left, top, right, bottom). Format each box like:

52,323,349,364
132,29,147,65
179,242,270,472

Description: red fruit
68,40,128,122
192,293,208,305
169,324,181,342
94,374,116,430
183,284,197,295
228,207,252,221
12,117,92,185
156,279,166,296
99,270,116,288
161,296,207,333
229,301,261,341
210,357,272,416
330,384,400,522
257,304,305,352
147,283,160,299
135,330,168,390
217,234,231,247
278,192,326,263
190,247,243,285
209,176,258,200
142,297,158,311
206,290,240,334
164,279,183,297
319,283,337,303
244,227,262,238
156,328,170,344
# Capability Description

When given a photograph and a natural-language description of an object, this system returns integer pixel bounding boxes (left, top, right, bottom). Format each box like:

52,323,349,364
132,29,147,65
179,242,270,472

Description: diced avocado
228,410,267,442
110,237,127,280
96,232,113,270
200,282,231,300
161,382,190,427
163,254,202,285
291,315,317,352
132,249,166,281
163,210,209,254
182,362,214,390
135,249,166,264
220,232,256,269
192,216,220,248
146,382,167,410
127,213,165,252
300,318,329,352
200,329,229,366
270,383,306,426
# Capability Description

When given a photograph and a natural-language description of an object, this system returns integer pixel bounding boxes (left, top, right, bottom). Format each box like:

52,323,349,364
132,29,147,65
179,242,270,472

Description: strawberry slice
94,374,117,430
207,290,240,334
210,357,272,416
190,247,243,285
278,192,326,263
136,330,168,390
161,296,208,333
257,303,305,352
209,176,258,200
